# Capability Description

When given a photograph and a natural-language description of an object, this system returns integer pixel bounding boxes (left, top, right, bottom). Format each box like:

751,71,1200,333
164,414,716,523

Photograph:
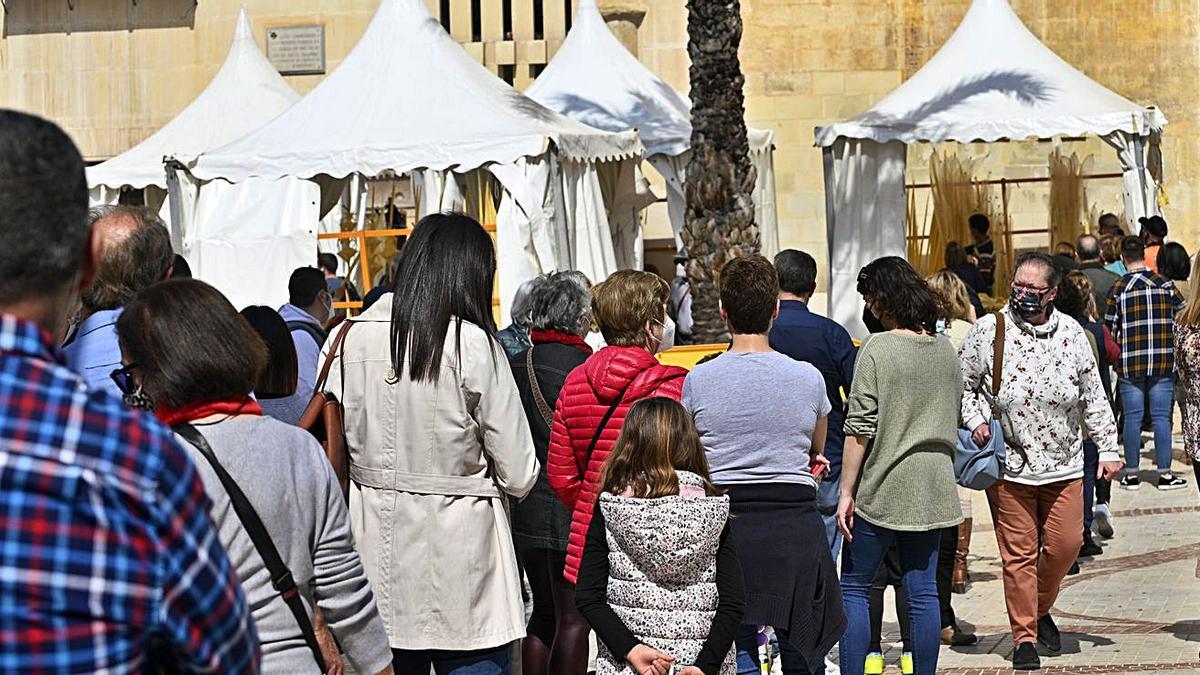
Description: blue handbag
955,313,1007,490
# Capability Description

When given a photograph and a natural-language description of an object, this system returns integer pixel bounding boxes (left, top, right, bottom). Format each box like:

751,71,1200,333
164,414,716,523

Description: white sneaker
1093,502,1114,539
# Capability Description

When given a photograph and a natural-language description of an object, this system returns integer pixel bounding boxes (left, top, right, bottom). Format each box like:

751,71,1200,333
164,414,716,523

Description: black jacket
508,340,591,550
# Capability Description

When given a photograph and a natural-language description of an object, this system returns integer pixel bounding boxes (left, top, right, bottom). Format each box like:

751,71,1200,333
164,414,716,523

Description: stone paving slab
868,448,1200,674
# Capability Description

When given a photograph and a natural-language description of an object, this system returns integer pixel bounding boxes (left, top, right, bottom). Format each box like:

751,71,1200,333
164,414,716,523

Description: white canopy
525,0,779,256
815,0,1166,338
814,0,1165,146
191,0,639,182
88,10,299,191
176,0,643,311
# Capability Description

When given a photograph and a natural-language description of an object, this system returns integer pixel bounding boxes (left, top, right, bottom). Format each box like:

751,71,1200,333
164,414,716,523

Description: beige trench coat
323,295,538,651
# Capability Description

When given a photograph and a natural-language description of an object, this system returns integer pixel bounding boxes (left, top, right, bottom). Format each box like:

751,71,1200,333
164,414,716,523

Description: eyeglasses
1012,282,1052,293
110,363,139,395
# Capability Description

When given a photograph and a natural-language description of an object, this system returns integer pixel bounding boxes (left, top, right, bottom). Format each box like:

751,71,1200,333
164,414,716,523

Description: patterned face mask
1009,285,1051,320
122,385,155,411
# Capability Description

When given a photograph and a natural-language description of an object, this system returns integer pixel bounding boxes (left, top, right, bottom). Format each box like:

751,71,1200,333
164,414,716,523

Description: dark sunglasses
110,363,140,396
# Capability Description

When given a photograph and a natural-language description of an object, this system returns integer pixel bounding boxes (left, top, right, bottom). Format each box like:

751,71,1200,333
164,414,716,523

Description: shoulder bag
526,346,555,428
299,322,352,502
954,313,1011,490
173,423,328,674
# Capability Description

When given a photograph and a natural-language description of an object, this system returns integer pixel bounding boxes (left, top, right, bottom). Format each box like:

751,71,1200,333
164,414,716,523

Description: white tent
815,0,1166,337
525,0,778,258
178,0,643,312
87,9,299,240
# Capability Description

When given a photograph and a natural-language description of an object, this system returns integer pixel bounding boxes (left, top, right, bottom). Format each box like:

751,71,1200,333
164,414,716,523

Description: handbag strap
173,423,328,674
526,347,555,428
314,321,353,393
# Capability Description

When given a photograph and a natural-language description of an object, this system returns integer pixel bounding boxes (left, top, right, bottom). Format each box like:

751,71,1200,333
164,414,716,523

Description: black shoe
941,624,979,646
1012,642,1041,670
1037,614,1062,653
1079,538,1103,557
1120,474,1141,490
1158,473,1188,491
1067,561,1080,575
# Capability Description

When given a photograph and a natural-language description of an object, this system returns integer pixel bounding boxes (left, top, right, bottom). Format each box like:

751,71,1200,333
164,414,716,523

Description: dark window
439,0,451,32
530,63,546,80
502,0,513,40
533,0,544,40
564,0,572,33
499,64,516,85
470,0,481,42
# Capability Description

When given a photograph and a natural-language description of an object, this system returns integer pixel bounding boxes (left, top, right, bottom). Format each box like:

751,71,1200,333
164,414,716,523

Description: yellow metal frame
323,223,498,312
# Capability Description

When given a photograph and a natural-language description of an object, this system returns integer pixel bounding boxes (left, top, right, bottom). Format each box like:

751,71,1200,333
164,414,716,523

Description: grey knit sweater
176,416,390,674
843,332,964,532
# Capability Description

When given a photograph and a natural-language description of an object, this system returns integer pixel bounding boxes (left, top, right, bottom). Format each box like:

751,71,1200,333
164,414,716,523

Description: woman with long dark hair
837,257,963,675
239,306,305,425
323,213,538,673
115,279,391,675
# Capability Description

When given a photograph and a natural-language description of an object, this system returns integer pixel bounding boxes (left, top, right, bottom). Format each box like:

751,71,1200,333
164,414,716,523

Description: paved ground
867,445,1200,674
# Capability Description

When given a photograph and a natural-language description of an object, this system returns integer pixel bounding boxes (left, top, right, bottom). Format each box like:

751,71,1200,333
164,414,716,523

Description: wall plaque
266,24,325,76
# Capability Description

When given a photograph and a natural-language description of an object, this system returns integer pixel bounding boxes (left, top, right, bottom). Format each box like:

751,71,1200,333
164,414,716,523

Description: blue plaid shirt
1105,269,1186,379
0,315,260,673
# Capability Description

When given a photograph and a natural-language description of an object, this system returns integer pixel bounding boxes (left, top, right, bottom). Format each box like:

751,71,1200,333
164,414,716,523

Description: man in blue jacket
769,249,858,556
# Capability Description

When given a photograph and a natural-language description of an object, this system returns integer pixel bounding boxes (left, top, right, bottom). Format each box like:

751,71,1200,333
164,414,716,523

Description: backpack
287,321,327,350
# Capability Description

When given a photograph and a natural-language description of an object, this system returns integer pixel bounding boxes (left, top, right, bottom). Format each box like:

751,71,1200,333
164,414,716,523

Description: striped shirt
0,315,260,673
1105,269,1185,379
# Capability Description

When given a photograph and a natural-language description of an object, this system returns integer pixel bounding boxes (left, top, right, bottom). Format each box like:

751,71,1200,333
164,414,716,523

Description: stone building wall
639,0,1197,282
2,0,1195,275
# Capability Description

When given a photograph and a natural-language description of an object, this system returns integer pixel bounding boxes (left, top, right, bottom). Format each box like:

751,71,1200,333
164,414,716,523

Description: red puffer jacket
547,345,687,583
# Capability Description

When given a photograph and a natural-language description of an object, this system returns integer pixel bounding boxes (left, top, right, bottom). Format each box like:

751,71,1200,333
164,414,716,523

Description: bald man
63,205,174,397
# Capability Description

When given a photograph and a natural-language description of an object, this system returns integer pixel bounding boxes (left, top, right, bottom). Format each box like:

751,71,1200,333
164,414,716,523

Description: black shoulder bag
173,423,328,674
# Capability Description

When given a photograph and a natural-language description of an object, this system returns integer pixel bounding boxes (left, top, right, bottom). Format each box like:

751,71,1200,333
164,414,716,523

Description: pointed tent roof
814,0,1166,147
526,0,690,157
87,10,299,190
191,0,641,183
526,0,770,158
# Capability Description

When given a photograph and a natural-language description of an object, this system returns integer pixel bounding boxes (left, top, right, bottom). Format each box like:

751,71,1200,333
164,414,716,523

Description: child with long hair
575,398,744,675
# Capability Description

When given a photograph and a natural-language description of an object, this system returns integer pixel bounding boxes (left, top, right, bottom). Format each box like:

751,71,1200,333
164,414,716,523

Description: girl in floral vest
575,398,744,675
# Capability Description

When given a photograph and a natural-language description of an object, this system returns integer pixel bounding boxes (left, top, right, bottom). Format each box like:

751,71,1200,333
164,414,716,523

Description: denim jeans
817,475,843,559
392,644,511,674
1083,439,1097,534
1117,374,1175,471
840,519,941,675
735,624,813,675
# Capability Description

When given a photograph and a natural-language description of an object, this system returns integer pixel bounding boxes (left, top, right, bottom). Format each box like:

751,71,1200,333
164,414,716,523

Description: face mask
1010,286,1050,320
123,385,155,411
658,315,676,353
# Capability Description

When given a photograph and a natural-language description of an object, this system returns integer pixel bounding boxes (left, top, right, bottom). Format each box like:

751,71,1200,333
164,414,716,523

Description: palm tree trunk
683,0,758,344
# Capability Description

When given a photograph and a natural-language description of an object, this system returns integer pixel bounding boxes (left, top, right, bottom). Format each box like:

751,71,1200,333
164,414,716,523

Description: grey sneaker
1093,502,1114,538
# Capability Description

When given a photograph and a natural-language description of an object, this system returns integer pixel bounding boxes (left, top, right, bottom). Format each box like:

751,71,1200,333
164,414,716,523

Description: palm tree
682,0,758,343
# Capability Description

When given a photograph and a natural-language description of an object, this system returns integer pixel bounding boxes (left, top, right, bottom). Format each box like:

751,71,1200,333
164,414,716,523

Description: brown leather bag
299,321,352,502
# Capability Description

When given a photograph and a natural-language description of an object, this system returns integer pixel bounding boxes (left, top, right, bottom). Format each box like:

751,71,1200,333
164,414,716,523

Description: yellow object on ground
656,344,728,370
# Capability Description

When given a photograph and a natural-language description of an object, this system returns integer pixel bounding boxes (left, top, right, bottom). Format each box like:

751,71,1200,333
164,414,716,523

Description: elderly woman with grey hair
508,270,595,675
497,276,545,357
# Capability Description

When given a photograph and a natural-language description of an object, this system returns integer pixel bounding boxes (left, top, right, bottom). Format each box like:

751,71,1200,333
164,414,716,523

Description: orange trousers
985,478,1083,645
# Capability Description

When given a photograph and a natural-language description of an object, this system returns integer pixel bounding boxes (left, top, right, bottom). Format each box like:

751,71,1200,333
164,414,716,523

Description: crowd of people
2,109,1197,675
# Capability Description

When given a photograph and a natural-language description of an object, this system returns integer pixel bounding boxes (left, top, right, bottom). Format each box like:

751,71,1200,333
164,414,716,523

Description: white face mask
653,315,676,354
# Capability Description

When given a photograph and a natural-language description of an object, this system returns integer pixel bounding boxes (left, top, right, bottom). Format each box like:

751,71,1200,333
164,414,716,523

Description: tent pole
1001,177,1013,283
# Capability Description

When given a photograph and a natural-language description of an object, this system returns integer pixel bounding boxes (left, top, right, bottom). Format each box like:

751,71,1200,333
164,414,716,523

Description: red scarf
530,330,593,354
156,396,263,427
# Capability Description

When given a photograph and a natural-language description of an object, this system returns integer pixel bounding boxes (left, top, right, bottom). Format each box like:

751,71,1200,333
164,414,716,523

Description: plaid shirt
0,315,260,673
1105,269,1185,379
